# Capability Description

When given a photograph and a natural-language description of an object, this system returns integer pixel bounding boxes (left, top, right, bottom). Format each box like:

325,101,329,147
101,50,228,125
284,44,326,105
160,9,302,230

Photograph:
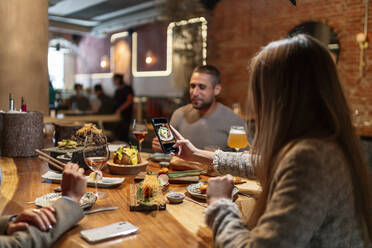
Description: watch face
158,126,174,141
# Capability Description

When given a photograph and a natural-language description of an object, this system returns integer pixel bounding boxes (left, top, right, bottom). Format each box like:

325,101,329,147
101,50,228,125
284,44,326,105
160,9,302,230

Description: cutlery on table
184,196,208,208
83,206,119,215
238,192,253,198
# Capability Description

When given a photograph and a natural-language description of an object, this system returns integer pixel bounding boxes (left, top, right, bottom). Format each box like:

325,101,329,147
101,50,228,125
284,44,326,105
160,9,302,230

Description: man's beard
191,98,213,110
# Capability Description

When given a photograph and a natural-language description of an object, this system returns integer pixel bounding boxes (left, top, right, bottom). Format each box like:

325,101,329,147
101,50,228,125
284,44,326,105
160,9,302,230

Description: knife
83,206,119,215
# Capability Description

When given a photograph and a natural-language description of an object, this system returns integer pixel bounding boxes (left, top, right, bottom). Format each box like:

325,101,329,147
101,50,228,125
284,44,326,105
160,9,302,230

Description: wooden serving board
129,184,166,211
134,172,200,184
42,146,84,154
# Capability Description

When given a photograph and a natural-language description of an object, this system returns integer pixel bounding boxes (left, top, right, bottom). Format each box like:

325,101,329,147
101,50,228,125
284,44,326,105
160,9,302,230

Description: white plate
56,154,72,162
42,171,124,188
34,192,97,209
186,182,239,200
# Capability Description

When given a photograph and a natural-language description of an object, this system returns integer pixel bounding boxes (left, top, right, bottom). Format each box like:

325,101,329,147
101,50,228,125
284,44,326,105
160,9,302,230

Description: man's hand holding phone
151,118,179,154
152,137,162,153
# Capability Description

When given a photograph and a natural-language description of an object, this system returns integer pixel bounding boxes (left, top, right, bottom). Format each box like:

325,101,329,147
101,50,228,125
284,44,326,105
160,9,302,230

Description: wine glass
132,119,148,154
83,134,109,199
227,126,249,152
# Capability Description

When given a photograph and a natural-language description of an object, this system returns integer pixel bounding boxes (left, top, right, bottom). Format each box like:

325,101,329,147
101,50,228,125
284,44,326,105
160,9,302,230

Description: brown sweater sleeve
205,141,361,247
0,198,84,248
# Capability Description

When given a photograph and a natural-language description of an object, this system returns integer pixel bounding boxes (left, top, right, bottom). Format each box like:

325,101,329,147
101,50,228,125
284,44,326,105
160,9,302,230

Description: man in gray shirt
152,65,247,151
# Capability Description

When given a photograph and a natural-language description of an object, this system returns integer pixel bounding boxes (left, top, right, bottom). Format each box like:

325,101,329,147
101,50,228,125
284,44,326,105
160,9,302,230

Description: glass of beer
132,119,148,154
227,126,249,151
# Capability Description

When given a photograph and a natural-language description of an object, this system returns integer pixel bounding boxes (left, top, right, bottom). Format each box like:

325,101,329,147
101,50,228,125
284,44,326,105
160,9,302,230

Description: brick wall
208,0,372,119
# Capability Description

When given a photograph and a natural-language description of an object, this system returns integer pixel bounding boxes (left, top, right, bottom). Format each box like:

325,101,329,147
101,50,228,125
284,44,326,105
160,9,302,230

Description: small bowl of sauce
166,192,185,204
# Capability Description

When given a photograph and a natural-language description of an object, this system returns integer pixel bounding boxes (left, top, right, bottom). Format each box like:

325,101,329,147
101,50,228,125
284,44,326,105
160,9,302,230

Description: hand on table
207,174,234,205
6,206,56,234
152,137,162,153
62,163,86,203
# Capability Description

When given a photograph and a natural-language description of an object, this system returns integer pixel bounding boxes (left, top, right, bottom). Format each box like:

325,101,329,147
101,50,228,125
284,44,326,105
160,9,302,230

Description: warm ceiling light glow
100,60,107,68
145,56,153,64
145,51,154,64
100,55,109,69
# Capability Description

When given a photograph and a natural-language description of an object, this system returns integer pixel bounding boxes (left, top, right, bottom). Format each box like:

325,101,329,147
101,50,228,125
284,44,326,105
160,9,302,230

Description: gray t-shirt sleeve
170,107,182,130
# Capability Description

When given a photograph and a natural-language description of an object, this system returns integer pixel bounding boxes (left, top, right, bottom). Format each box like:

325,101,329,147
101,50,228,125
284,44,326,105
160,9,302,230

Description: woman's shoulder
278,138,346,175
287,138,342,157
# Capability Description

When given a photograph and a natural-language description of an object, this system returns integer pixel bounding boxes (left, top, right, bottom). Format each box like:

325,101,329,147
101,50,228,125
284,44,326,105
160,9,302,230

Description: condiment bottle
21,97,27,112
8,93,14,111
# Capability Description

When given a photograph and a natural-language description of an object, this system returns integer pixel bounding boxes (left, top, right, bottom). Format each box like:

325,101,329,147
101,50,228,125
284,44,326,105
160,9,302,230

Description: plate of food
57,139,78,149
72,123,105,145
43,124,104,154
41,171,124,188
34,192,97,209
186,182,239,200
107,146,148,175
130,175,167,211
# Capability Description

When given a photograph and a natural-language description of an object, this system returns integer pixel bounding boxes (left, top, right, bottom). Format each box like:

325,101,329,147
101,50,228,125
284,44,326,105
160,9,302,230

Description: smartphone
151,117,179,154
80,221,138,243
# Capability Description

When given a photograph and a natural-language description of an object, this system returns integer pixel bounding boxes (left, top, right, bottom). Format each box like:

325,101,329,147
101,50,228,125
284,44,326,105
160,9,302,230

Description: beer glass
227,126,249,151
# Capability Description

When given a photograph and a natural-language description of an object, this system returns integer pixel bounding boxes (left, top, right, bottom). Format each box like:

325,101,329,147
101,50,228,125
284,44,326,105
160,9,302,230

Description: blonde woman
172,35,372,247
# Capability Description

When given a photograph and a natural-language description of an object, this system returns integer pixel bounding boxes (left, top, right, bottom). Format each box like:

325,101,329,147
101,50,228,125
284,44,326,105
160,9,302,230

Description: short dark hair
74,83,83,90
113,73,124,85
94,84,103,92
193,65,221,86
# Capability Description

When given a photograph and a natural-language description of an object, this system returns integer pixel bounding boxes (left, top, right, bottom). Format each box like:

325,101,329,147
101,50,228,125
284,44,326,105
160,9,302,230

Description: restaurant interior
1,0,372,247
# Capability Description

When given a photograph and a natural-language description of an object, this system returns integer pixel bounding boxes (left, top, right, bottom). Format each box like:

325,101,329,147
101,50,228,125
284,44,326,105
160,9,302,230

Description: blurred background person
48,80,56,111
113,73,133,141
68,83,90,112
93,84,115,115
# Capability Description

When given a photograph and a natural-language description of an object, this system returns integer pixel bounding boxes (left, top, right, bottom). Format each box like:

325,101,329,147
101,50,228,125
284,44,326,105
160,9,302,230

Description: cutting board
134,172,200,184
129,184,166,211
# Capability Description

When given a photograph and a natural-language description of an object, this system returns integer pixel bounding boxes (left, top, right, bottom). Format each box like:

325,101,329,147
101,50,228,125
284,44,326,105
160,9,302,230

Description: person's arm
205,145,333,248
212,150,256,178
171,125,256,177
0,163,86,248
0,199,83,248
0,216,13,235
115,94,133,115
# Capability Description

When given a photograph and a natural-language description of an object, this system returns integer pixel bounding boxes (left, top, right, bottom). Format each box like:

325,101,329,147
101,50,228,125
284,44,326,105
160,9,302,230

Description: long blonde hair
247,34,372,244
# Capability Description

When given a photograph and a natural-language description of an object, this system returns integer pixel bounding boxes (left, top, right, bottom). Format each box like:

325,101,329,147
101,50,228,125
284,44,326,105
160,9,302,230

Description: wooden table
0,157,219,247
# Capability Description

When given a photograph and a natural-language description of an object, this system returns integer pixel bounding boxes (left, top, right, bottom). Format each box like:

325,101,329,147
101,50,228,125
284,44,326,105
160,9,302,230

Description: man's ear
214,84,222,96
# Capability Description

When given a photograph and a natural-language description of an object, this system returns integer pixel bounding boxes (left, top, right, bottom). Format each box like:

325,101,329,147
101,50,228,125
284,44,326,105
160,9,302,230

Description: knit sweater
206,139,365,248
